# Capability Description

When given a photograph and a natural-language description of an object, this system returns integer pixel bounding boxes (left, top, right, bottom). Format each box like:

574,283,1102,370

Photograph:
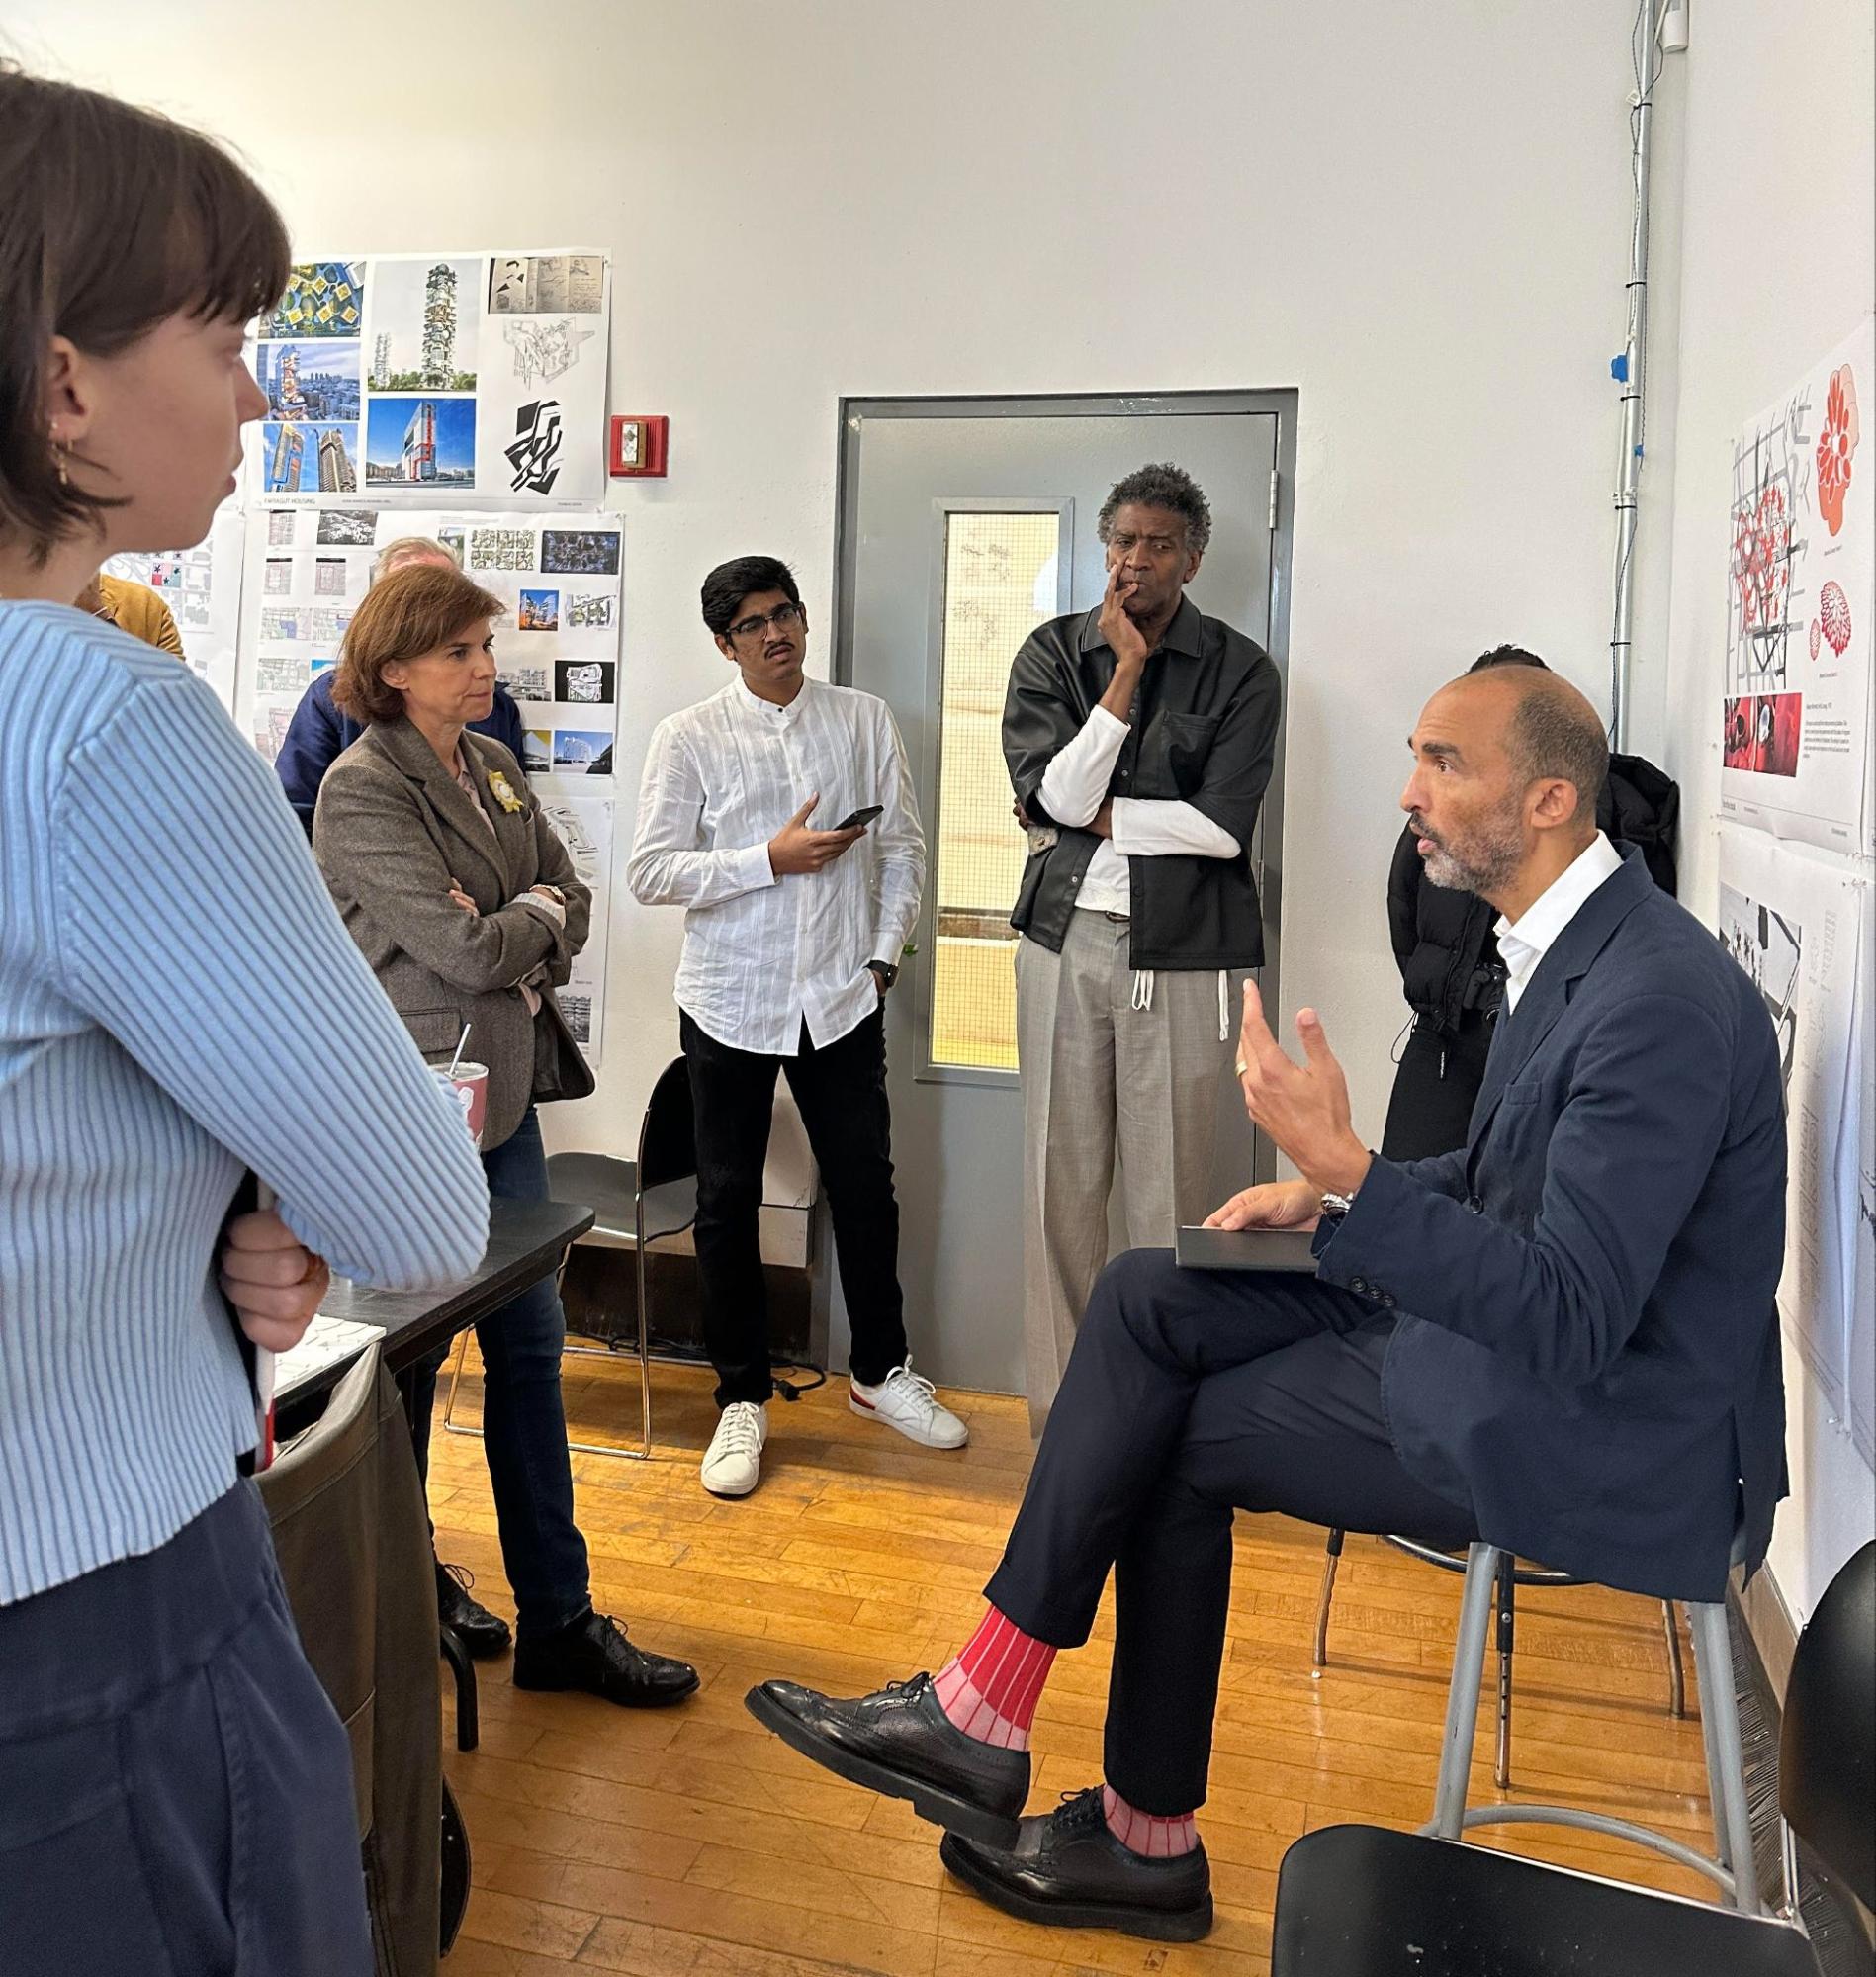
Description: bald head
1404,661,1609,910
1443,666,1609,834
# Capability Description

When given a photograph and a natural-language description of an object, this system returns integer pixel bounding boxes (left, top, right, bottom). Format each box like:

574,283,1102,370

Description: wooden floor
427,1346,1723,1977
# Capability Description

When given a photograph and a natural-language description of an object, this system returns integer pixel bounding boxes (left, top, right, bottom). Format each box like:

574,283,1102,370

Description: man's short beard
1419,804,1525,898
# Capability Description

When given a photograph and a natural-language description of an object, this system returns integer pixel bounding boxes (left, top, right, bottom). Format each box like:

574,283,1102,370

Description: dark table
274,1195,594,1765
277,1196,595,1427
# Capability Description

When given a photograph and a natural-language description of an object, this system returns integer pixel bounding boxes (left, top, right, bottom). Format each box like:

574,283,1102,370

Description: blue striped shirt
0,603,490,1604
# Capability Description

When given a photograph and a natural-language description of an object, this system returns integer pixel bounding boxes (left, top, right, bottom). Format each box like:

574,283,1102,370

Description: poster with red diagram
1721,316,1874,857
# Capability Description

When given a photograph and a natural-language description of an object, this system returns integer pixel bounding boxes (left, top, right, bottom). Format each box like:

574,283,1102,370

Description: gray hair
1096,462,1212,556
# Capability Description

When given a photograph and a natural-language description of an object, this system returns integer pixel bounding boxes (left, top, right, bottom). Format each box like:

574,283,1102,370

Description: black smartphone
1174,1225,1320,1273
835,804,884,830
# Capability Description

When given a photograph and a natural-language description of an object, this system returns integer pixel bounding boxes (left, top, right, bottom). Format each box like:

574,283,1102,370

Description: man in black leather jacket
1001,463,1281,1433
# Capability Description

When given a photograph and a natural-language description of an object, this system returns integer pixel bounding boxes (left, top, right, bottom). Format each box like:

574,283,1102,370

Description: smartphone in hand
835,804,884,830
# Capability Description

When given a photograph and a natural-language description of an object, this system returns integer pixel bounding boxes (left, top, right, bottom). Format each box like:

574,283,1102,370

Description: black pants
1381,1011,1494,1161
985,1248,1477,1816
682,1007,909,1406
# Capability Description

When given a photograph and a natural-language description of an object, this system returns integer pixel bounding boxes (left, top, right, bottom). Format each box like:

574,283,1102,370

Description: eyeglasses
726,602,806,642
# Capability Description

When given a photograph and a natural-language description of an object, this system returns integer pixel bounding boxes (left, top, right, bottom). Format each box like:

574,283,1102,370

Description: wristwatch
1318,1188,1356,1221
867,960,899,990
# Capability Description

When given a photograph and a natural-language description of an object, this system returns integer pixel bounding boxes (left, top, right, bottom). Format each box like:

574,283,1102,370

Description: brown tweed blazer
313,717,594,1150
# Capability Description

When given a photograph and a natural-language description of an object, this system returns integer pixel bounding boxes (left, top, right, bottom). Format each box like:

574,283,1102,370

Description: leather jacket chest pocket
1138,710,1221,798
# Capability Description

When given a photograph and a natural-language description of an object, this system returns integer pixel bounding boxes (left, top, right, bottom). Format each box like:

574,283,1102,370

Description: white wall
1653,0,1876,1625
8,0,1662,1156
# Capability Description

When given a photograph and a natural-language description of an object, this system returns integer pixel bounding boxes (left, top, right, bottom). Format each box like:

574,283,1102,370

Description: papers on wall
233,506,624,787
103,497,245,710
1719,828,1872,1450
380,509,625,796
235,506,376,760
538,795,614,1068
1721,317,1875,857
248,251,611,508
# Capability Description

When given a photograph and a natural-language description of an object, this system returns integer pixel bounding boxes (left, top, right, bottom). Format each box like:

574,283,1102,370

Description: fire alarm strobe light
610,414,669,478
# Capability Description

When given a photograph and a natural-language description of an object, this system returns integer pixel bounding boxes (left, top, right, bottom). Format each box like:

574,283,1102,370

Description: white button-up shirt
628,675,925,1055
1494,831,1624,1012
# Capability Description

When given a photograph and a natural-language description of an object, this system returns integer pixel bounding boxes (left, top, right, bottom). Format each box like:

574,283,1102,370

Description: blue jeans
407,1107,590,1640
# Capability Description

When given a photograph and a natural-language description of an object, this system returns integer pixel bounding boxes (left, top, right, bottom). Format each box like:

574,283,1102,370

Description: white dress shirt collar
1494,832,1624,1013
732,672,812,724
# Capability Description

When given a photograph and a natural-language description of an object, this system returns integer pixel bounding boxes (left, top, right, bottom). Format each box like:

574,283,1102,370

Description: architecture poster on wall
248,250,611,507
233,506,623,792
102,496,245,710
538,794,614,1066
234,505,376,761
1721,317,1875,857
1718,828,1871,1449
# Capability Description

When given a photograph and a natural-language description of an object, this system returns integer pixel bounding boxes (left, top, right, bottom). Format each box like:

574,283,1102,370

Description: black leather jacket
1002,598,1280,969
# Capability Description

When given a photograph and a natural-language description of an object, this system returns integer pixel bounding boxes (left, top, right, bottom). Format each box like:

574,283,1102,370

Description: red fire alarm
609,414,669,478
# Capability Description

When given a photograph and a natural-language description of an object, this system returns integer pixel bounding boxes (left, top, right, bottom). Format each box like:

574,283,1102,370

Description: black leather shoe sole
938,1832,1213,1943
512,1660,700,1707
745,1684,1022,1847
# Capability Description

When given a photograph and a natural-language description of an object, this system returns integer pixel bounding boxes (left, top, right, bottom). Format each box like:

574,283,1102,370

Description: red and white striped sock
931,1607,1057,1752
1102,1785,1200,1858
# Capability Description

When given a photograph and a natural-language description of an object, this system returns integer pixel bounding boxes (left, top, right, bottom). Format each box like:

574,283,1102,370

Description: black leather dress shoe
939,1787,1212,1942
436,1562,512,1659
512,1611,699,1707
745,1671,1028,1846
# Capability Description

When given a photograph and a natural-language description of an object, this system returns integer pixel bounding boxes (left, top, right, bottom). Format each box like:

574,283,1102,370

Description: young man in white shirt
629,556,969,1496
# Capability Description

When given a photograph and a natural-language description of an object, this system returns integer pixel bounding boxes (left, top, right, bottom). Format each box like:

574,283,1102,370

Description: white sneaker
850,1359,970,1450
701,1401,767,1497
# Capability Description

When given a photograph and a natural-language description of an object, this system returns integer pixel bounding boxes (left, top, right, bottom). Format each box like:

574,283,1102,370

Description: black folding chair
443,1057,698,1461
1271,1540,1875,1975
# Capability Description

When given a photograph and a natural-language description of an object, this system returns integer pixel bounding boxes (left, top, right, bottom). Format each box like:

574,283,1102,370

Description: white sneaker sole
849,1395,969,1450
701,1465,761,1498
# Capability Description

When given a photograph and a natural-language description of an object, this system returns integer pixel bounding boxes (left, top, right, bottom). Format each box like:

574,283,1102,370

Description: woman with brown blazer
315,564,696,1710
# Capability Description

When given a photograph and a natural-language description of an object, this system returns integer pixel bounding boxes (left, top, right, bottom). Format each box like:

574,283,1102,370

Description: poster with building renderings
1720,317,1875,856
247,251,610,507
102,494,245,711
1717,829,1868,1435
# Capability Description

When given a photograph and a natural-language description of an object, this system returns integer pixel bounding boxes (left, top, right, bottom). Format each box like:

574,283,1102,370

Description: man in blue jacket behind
741,662,1788,1945
274,536,528,836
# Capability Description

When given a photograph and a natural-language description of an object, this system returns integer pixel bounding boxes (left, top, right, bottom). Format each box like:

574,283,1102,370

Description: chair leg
1493,1552,1516,1791
1430,1542,1498,1838
440,1325,480,1440
634,1208,654,1462
439,1622,479,1752
1312,1529,1345,1669
1689,1599,1758,1916
1662,1599,1687,1718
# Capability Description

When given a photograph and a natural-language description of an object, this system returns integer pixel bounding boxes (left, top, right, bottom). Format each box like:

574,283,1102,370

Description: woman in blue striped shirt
0,66,491,1977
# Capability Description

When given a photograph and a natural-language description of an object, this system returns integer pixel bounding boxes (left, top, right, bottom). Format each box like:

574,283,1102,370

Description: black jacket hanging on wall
1002,597,1282,969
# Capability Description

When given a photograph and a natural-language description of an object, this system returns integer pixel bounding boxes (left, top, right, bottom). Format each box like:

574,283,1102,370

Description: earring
48,429,69,487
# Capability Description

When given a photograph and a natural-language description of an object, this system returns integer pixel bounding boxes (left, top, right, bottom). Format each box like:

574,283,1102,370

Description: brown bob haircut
332,565,508,724
0,63,291,560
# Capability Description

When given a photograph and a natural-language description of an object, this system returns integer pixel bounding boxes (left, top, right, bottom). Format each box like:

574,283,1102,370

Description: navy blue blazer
275,673,528,837
1319,846,1787,1601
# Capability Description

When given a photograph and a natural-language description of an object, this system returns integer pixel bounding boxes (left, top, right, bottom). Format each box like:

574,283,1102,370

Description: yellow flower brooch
487,768,525,814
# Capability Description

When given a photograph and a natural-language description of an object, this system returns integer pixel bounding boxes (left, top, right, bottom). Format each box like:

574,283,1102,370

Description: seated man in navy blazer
742,663,1788,1945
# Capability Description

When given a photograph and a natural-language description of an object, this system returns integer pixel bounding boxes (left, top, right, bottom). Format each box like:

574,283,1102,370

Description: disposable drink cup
430,1061,489,1150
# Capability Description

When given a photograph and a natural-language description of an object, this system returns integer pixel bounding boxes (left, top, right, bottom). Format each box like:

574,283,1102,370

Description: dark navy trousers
987,1248,1478,1816
0,1481,371,1977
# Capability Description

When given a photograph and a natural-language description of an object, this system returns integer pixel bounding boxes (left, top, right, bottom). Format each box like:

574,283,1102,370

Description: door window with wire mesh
927,508,1066,1074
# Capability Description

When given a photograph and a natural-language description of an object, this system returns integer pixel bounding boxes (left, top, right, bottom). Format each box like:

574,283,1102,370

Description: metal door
834,394,1295,1393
